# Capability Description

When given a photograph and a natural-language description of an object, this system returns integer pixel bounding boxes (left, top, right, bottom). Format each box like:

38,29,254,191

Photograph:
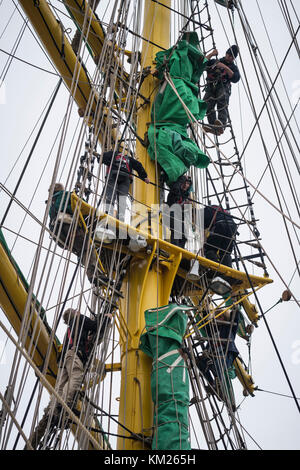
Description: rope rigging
0,0,299,451
0,0,262,448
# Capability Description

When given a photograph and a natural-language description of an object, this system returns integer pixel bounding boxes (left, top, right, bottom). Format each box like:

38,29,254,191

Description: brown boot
214,119,224,135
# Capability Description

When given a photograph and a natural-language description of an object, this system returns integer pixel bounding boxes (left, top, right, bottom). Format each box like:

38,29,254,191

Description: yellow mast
116,0,171,450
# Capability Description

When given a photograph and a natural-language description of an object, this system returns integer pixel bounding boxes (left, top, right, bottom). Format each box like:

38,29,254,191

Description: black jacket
205,308,240,357
103,150,148,182
167,175,191,207
61,314,97,364
204,206,237,252
206,57,240,85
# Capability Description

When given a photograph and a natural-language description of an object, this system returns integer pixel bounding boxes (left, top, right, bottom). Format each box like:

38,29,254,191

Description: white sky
0,0,299,450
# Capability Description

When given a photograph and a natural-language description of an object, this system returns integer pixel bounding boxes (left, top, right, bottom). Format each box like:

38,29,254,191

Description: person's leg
27,405,51,450
204,246,219,264
116,175,130,221
212,350,236,407
216,85,230,126
225,351,236,369
55,365,68,400
170,212,185,247
203,87,217,125
47,364,69,422
105,174,118,216
73,227,98,282
169,212,175,245
64,350,84,409
212,351,226,381
196,353,215,386
215,228,234,268
53,221,71,249
220,250,232,268
85,247,98,283
95,178,118,243
178,215,187,249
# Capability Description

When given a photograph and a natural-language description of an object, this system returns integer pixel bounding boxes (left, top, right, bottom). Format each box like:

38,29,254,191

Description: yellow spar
18,0,119,145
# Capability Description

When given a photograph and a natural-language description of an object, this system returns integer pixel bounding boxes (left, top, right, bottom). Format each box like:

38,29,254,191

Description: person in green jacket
48,183,98,284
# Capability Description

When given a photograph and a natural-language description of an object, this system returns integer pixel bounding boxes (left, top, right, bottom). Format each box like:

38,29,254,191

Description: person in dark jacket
203,45,240,134
55,308,97,408
48,183,98,283
27,308,97,449
203,205,237,268
203,205,238,295
196,305,240,406
102,149,150,222
166,174,192,249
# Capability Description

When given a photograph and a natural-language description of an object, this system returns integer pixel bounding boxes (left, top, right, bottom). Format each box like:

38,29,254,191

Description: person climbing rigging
55,308,97,410
203,204,238,295
99,148,150,223
204,205,237,267
166,174,193,249
94,148,149,244
196,304,240,409
27,308,98,449
48,183,99,284
203,45,240,135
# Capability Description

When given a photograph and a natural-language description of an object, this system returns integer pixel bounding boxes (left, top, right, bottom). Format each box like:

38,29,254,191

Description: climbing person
55,308,97,411
27,308,97,449
166,174,193,249
196,305,240,408
204,205,237,267
98,148,150,223
48,183,99,284
94,148,149,245
203,204,238,295
203,45,240,135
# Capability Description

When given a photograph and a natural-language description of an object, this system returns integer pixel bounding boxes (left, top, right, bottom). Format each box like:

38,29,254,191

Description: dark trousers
203,83,231,126
105,173,131,222
204,246,232,268
197,349,236,385
170,209,187,249
52,222,97,283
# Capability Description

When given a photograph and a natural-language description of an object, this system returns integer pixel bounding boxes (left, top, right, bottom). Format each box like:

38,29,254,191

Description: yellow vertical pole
117,0,171,450
134,0,171,209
